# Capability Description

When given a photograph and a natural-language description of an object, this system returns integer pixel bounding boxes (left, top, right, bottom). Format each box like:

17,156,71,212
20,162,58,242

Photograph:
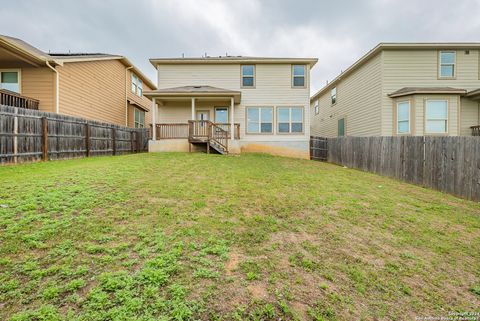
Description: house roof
0,35,156,89
150,56,318,67
388,87,467,98
310,42,480,102
143,85,241,103
466,88,480,101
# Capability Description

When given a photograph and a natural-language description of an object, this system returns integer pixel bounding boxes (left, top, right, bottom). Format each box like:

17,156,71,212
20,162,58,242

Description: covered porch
144,86,241,154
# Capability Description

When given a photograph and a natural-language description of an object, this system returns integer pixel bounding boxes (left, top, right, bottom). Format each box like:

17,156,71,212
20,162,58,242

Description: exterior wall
460,98,479,135
156,63,311,157
21,67,55,112
57,59,127,125
382,49,480,135
127,69,153,126
310,52,382,137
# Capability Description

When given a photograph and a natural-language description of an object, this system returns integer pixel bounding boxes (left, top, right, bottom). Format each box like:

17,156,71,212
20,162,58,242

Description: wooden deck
0,89,39,110
151,121,240,154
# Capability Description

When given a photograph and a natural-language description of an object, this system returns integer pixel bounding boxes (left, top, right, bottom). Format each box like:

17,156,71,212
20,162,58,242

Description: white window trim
214,107,229,123
396,101,411,134
131,73,143,97
134,107,145,128
331,87,337,105
241,65,255,88
246,106,274,134
0,69,22,93
425,99,449,134
292,65,306,88
277,106,304,134
439,51,456,79
338,117,346,137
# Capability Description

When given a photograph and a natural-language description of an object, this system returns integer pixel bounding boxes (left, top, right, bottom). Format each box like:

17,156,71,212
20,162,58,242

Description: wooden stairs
188,120,229,155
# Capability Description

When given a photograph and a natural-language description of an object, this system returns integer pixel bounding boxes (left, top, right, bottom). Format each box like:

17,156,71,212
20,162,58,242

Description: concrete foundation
148,139,309,159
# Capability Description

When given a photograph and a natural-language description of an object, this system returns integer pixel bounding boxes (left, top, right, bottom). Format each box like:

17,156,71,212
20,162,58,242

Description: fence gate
310,136,328,161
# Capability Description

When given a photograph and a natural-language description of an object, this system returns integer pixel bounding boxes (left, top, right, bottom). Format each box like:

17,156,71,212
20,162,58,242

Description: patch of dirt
291,301,309,319
225,251,239,276
247,282,268,300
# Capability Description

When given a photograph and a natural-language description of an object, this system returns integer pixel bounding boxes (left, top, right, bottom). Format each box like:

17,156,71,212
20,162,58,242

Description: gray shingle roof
388,87,467,97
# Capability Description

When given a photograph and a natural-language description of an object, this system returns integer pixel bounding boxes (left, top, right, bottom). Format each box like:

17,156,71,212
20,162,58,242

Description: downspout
125,66,133,126
45,61,59,113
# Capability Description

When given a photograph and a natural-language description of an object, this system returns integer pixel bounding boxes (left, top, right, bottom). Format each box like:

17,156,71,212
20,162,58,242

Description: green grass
0,152,479,320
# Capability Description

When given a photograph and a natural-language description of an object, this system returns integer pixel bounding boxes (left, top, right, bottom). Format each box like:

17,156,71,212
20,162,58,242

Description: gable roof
0,35,156,89
150,56,318,67
310,42,480,102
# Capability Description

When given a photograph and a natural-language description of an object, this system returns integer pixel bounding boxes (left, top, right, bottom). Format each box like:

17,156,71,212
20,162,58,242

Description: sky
1,0,480,93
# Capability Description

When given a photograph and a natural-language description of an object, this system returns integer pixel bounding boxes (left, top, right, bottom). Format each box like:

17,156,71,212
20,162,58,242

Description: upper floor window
131,73,143,96
0,70,20,93
241,65,255,87
396,101,410,134
292,65,305,87
425,100,448,133
278,107,303,133
314,101,319,115
134,107,145,128
439,51,456,78
246,107,273,134
331,87,337,105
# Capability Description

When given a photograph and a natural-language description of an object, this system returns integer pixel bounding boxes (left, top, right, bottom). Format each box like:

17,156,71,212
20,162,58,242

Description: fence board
311,135,480,201
0,105,149,164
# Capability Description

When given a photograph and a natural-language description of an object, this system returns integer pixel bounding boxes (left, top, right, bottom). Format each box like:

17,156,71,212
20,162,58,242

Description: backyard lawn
0,153,479,321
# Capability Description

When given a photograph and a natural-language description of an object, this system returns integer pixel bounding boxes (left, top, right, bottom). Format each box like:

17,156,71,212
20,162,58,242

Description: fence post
85,123,90,157
41,117,48,161
13,108,18,163
112,127,116,156
130,131,134,153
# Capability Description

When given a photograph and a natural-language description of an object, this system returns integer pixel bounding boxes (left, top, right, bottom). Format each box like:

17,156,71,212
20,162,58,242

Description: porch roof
388,87,467,98
467,88,480,101
143,85,241,103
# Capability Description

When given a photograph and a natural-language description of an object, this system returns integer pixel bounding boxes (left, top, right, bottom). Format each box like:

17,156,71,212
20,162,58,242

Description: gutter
45,61,59,113
125,66,133,126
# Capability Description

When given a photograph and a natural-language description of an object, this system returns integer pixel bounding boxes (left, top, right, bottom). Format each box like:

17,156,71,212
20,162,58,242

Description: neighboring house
144,56,317,158
0,35,156,128
310,43,480,137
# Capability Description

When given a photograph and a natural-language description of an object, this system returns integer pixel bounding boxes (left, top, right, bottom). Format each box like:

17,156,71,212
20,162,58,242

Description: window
215,107,228,123
338,118,345,137
241,65,255,87
439,51,456,78
277,107,303,133
134,108,145,128
131,73,143,96
396,101,410,134
292,65,305,87
246,107,273,134
314,101,319,115
0,70,20,93
425,100,448,133
331,87,337,105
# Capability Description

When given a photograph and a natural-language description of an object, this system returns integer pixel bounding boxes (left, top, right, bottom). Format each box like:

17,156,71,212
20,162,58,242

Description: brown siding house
0,35,156,128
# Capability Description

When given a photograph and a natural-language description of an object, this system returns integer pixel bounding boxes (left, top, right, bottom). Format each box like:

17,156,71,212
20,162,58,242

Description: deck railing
154,122,240,140
0,89,39,110
155,123,189,139
471,125,480,136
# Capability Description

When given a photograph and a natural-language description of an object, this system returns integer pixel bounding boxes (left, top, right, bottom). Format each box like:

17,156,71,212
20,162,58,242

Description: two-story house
145,56,317,158
0,35,156,128
310,43,480,137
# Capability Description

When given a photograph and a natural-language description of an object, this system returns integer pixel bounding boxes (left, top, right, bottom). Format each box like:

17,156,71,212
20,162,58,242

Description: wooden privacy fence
310,136,480,201
0,105,149,164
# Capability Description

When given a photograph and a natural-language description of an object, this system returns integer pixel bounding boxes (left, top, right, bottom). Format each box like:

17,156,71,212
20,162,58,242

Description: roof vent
193,86,202,89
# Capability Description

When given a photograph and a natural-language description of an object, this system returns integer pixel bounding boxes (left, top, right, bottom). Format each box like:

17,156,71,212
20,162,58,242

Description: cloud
0,0,479,92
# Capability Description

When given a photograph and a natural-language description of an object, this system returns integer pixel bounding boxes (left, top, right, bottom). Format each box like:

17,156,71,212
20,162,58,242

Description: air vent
465,50,470,55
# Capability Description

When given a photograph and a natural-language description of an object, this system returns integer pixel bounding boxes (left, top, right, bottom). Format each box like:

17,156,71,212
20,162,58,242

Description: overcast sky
1,0,479,92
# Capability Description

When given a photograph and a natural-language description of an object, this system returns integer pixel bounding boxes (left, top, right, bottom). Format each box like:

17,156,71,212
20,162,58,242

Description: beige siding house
146,56,317,158
0,35,156,128
310,43,480,137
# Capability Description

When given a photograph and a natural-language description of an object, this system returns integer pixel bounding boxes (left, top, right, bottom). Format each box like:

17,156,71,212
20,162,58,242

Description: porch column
230,97,235,140
152,98,157,140
191,98,195,120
